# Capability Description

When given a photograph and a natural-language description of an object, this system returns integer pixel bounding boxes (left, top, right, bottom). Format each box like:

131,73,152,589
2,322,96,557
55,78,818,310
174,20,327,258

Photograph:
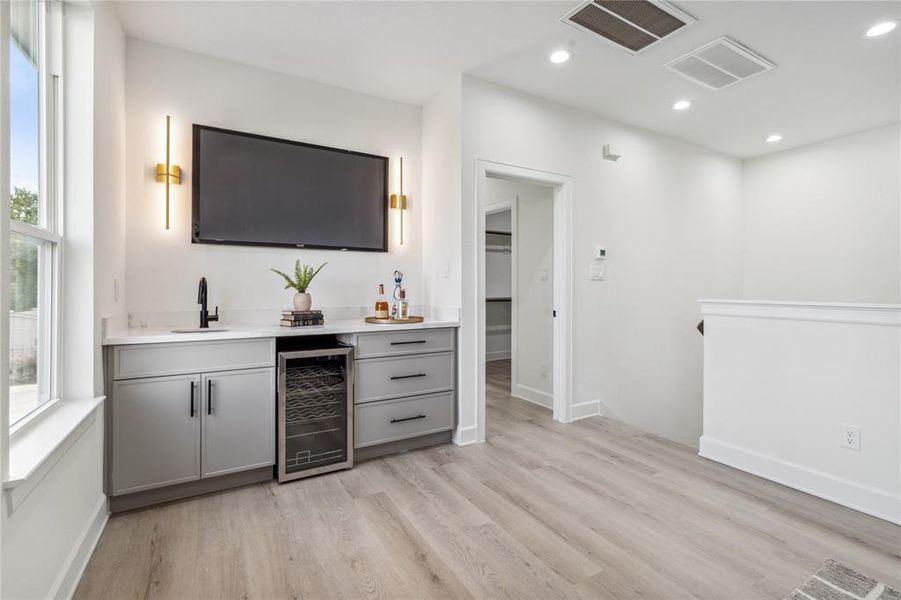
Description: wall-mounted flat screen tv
192,124,388,252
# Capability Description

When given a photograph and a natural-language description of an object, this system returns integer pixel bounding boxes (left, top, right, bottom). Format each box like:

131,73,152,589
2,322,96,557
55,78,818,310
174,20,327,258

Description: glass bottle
399,289,409,320
375,284,389,319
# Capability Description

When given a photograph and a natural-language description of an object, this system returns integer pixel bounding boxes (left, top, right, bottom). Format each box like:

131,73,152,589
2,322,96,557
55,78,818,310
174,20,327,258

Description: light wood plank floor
75,360,900,599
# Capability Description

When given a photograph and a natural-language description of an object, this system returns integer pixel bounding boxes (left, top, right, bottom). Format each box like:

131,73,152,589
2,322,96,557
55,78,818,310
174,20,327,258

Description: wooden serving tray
364,316,424,325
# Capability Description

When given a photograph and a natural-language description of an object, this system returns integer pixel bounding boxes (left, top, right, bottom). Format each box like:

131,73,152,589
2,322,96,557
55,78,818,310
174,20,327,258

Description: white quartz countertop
103,318,460,346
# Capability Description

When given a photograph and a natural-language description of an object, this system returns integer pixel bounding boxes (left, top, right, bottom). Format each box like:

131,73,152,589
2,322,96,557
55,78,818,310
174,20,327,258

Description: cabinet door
201,368,275,478
112,374,201,495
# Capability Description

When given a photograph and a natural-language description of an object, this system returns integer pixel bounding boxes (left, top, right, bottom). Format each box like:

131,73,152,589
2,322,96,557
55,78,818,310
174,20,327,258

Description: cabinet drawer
113,338,275,380
355,352,454,404
355,392,454,448
354,328,454,359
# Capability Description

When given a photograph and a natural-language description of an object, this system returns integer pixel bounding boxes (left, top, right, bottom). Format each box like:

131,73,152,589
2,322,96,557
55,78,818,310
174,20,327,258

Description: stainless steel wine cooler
277,345,353,482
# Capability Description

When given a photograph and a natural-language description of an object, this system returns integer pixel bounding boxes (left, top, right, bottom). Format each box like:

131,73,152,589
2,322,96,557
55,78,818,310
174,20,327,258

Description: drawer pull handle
190,381,196,417
390,340,427,346
207,379,213,415
390,373,427,380
391,414,427,424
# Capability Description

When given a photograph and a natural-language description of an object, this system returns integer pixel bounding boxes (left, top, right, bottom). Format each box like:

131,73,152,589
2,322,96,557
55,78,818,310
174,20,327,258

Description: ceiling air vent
562,0,695,54
666,37,775,90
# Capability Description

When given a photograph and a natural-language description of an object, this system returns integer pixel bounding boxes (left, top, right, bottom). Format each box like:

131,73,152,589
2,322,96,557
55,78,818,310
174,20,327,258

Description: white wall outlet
540,268,549,281
541,362,549,377
841,425,861,451
590,264,605,281
441,261,450,279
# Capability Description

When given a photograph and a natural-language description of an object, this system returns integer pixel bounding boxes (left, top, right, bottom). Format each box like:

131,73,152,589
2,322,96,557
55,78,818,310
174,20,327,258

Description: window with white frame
8,0,62,427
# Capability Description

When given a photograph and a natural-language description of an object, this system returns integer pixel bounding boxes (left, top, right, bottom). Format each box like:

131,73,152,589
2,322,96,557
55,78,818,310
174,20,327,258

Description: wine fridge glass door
278,348,353,481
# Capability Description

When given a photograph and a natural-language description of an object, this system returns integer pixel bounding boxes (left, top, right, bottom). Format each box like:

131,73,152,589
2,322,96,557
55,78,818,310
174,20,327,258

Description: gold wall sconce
155,115,182,229
390,156,407,245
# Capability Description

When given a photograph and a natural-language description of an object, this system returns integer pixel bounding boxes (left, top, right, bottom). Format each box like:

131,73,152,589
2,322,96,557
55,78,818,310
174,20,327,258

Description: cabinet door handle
207,379,213,415
390,414,426,424
190,381,196,417
390,373,427,380
390,340,427,346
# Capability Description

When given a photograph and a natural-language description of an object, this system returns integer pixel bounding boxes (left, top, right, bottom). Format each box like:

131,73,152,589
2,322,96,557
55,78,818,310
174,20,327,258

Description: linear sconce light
390,157,407,245
155,115,182,229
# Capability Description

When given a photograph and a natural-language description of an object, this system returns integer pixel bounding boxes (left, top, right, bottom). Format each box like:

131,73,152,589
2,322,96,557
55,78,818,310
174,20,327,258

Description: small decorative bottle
398,289,409,320
375,284,389,319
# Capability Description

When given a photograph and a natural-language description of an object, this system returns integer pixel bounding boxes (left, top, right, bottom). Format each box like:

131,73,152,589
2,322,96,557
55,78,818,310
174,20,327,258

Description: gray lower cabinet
201,368,275,478
112,374,202,495
108,339,276,507
340,328,456,457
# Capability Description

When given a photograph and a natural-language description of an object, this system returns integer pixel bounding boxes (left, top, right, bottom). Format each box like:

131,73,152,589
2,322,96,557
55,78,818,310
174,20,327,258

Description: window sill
3,396,105,513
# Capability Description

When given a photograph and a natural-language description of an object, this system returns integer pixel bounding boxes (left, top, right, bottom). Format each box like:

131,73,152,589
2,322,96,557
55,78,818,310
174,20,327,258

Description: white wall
125,40,422,322
420,76,462,317
700,301,900,524
462,77,744,447
742,124,901,304
93,0,126,394
512,180,553,405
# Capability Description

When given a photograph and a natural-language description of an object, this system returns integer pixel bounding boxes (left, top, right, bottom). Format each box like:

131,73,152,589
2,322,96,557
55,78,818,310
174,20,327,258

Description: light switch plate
590,264,605,281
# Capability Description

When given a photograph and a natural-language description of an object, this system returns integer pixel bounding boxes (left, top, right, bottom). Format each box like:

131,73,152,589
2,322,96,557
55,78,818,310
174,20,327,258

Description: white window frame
7,0,63,432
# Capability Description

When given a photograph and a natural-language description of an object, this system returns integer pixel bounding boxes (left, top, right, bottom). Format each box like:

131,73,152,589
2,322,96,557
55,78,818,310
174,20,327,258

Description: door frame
475,160,574,432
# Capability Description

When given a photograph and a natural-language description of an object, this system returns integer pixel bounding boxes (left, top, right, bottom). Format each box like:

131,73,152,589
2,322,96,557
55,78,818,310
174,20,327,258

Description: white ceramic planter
293,292,312,312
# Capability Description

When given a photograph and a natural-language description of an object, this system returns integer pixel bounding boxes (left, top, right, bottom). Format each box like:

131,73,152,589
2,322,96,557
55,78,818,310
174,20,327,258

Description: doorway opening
484,180,555,428
475,160,574,441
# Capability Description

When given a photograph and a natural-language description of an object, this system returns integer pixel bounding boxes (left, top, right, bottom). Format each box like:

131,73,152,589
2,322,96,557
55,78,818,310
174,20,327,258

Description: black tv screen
192,124,388,251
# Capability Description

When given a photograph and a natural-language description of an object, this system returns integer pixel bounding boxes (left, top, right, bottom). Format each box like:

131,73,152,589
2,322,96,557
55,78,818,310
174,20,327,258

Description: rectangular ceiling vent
666,37,775,90
561,1,695,54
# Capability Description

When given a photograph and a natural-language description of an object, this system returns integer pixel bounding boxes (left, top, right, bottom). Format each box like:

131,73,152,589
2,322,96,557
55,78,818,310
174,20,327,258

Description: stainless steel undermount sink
170,327,230,334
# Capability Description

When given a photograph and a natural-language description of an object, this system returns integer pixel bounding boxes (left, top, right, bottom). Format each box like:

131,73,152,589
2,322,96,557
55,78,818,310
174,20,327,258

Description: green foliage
9,188,39,312
271,260,327,293
11,187,38,225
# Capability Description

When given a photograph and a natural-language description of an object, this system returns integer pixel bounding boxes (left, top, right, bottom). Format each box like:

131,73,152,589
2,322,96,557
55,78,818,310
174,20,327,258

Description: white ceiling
116,1,901,158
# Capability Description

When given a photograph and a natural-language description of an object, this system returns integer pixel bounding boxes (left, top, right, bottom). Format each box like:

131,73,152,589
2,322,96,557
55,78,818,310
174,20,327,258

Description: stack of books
279,310,324,327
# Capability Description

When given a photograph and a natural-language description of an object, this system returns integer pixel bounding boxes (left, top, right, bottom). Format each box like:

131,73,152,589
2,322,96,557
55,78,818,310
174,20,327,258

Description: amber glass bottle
375,284,389,319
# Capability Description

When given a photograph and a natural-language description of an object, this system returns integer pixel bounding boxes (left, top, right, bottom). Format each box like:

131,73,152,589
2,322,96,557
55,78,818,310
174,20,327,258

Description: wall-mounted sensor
602,144,622,161
594,247,607,259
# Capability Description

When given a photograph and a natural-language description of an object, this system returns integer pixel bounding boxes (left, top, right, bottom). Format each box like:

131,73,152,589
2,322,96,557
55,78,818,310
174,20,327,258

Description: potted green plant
271,261,327,312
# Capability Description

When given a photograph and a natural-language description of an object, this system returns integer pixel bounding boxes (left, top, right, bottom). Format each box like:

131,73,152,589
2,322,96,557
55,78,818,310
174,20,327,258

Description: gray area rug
786,559,900,600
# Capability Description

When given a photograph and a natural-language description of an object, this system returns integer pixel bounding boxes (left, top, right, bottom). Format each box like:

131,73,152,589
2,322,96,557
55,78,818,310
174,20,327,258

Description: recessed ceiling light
549,49,572,64
866,21,897,37
766,134,783,143
672,100,692,111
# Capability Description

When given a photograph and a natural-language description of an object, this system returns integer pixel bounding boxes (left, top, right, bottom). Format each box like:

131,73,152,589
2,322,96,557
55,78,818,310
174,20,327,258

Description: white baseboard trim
48,494,109,600
512,384,553,409
454,424,480,447
699,436,901,525
571,400,601,421
486,350,511,362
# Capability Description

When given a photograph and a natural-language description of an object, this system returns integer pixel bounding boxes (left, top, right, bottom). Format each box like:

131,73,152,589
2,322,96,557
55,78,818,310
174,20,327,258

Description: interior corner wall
461,76,744,447
93,1,126,395
124,39,422,321
741,124,901,304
